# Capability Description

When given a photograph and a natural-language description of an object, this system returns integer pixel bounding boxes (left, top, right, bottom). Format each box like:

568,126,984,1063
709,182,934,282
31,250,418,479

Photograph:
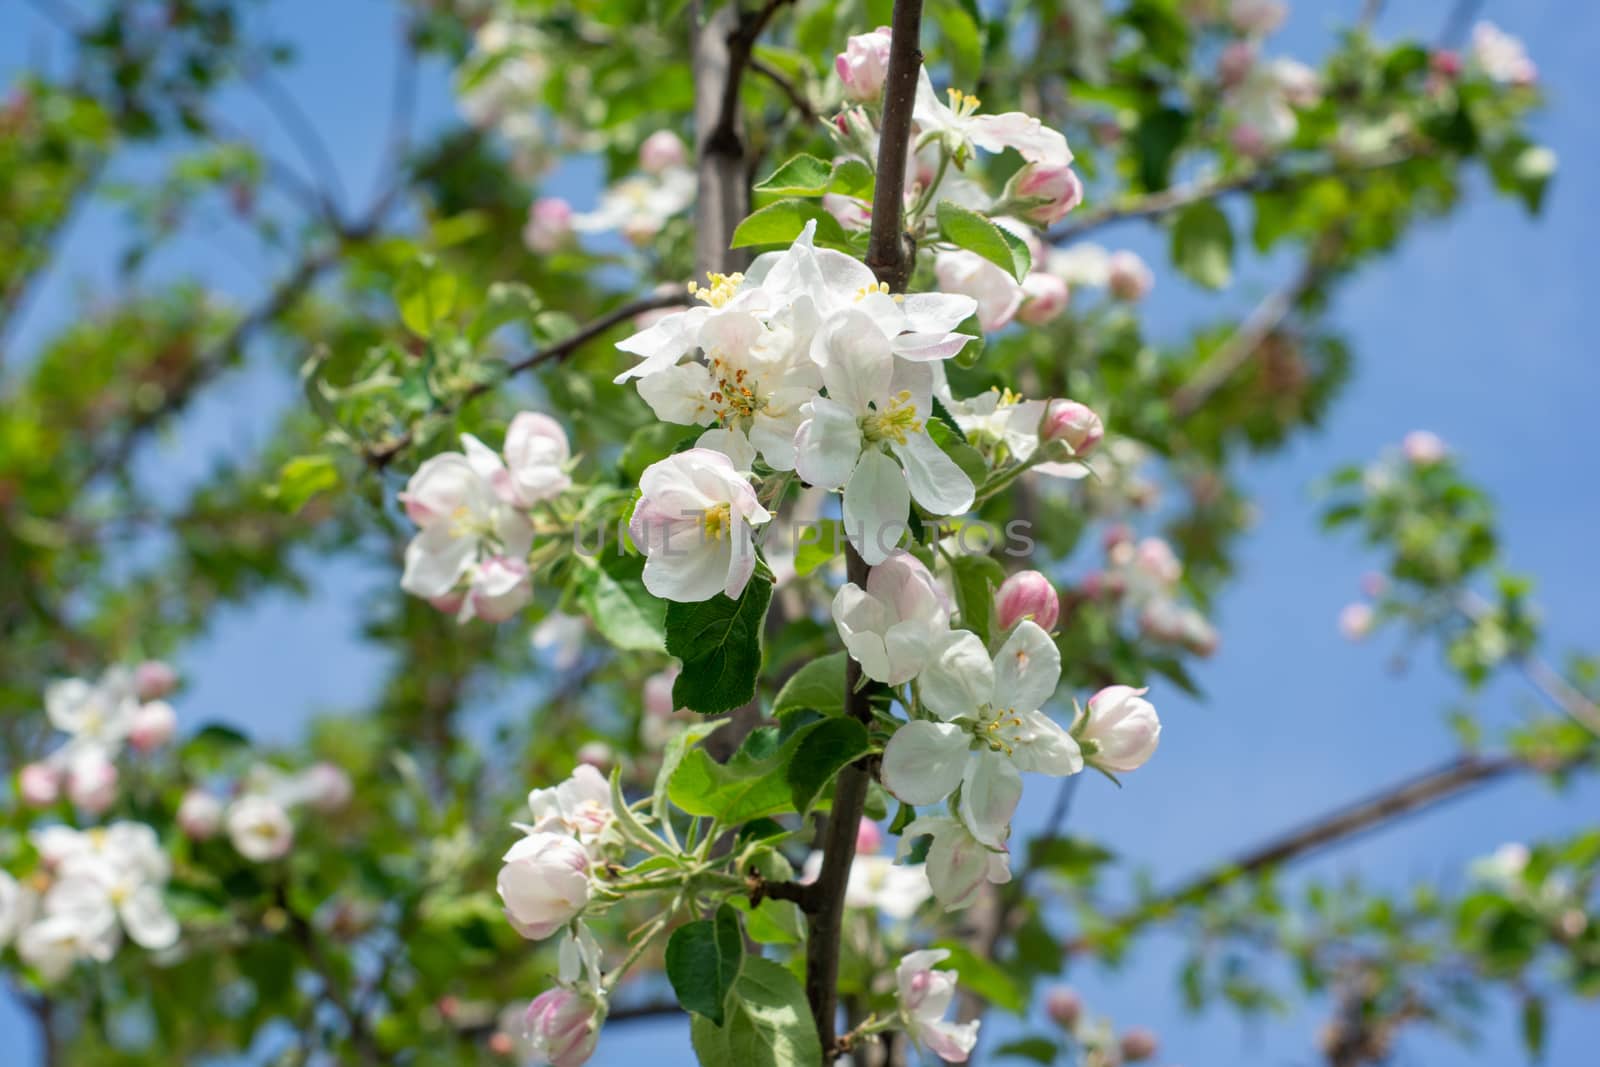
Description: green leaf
653,721,721,826
772,651,847,716
994,1037,1060,1064
269,454,341,513
665,905,745,1026
690,957,821,1067
931,4,984,87
787,717,870,814
829,158,875,199
728,895,805,946
937,200,1030,282
731,199,850,249
468,282,542,346
948,553,1005,645
1521,994,1546,1061
396,261,459,339
666,578,773,715
928,420,988,489
754,154,834,196
576,554,666,653
1027,836,1114,877
793,518,844,578
1171,201,1234,289
670,715,840,824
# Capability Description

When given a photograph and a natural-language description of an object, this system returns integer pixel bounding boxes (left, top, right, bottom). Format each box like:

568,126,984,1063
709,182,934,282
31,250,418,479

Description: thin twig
749,55,820,127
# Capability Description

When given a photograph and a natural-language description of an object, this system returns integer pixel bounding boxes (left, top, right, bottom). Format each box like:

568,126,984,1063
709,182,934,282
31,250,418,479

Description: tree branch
1064,747,1592,956
750,55,820,128
803,4,925,1058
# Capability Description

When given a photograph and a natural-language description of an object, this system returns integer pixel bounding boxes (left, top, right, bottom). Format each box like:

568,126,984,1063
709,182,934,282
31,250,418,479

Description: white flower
897,814,1011,911
45,669,138,763
896,949,981,1062
1228,0,1287,37
799,852,933,920
177,790,223,840
1472,842,1530,890
573,167,696,245
500,412,572,505
1227,57,1320,147
0,871,34,948
524,765,615,851
831,551,951,685
498,832,591,940
127,700,177,752
464,555,534,623
881,622,1080,846
1472,22,1536,86
629,449,772,602
64,751,118,815
794,311,974,565
523,923,608,1066
17,895,118,980
913,68,1071,167
935,250,1022,332
1073,686,1161,773
633,305,822,471
399,436,534,602
227,795,295,862
297,762,354,813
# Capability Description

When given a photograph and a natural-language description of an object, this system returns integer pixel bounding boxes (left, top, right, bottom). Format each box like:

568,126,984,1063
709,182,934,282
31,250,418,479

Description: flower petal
959,751,1022,848
843,450,910,565
793,398,863,490
881,721,969,805
892,432,975,517
991,620,1061,712
917,629,994,721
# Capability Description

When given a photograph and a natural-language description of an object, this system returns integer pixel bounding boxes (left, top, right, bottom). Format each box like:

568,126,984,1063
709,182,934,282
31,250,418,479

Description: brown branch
750,55,820,128
864,0,926,292
1063,747,1591,956
365,292,687,468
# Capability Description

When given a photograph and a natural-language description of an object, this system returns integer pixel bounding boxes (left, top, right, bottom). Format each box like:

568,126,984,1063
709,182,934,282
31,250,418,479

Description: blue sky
3,0,1597,1063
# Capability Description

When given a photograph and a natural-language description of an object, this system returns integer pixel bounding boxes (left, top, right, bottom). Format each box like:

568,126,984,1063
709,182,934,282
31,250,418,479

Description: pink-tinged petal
917,629,994,721
991,620,1061,713
959,750,1023,847
969,112,1072,165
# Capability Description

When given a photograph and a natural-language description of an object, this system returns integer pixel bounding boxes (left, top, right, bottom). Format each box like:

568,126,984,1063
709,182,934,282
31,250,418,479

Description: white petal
119,886,179,950
992,620,1061,713
638,362,717,425
917,630,994,721
880,721,969,805
892,432,974,517
1007,710,1083,777
641,524,734,603
959,751,1022,848
696,427,757,471
843,450,910,565
400,528,476,599
793,398,862,490
815,309,894,413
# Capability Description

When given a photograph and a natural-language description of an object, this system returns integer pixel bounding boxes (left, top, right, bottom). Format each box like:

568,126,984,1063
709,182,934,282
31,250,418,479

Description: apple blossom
300,762,354,813
127,700,177,752
913,68,1071,167
1121,1027,1161,1062
133,660,178,700
896,814,1012,911
466,556,534,623
831,550,951,685
1107,250,1155,302
573,167,696,246
835,27,893,102
227,795,295,862
21,822,180,968
16,891,119,980
794,312,975,564
896,949,981,1061
525,764,615,850
1004,161,1084,226
1229,0,1286,37
1045,986,1083,1029
1338,602,1375,641
177,790,223,840
800,851,933,920
0,871,29,948
1472,21,1537,86
498,831,591,940
629,449,771,602
1017,271,1069,325
935,249,1021,331
1226,57,1320,148
1040,398,1104,457
398,437,534,604
497,412,573,506
1402,429,1447,465
575,742,612,769
856,818,884,854
66,754,118,815
1073,686,1161,773
18,762,59,808
1048,242,1111,289
638,129,687,174
1219,40,1257,89
822,191,871,230
524,923,607,1066
46,669,138,762
995,570,1061,632
882,622,1080,846
524,197,574,254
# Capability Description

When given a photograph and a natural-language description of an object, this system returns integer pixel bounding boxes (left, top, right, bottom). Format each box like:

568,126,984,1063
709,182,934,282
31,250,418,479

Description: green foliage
666,578,774,715
937,200,1031,281
689,957,821,1067
667,905,745,1025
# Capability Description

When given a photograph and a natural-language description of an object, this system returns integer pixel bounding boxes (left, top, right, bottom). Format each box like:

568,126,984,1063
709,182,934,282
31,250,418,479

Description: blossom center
688,272,744,308
708,357,766,419
861,390,924,446
946,87,982,119
702,502,732,541
976,705,1027,755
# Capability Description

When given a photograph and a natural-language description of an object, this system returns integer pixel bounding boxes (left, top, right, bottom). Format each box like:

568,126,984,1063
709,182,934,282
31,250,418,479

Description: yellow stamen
860,390,924,446
702,502,732,541
946,87,982,116
688,272,745,308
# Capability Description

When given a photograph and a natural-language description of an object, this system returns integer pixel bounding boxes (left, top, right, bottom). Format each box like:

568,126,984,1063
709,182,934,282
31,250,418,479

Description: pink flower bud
638,130,687,174
523,196,574,253
1102,523,1133,551
1041,399,1104,457
177,789,223,840
1134,538,1182,586
1077,686,1161,773
487,1032,515,1057
1045,986,1082,1029
1228,0,1286,36
498,832,591,940
835,27,893,102
18,762,60,808
1017,272,1070,326
856,818,883,855
1431,49,1462,78
302,762,353,812
134,660,179,700
822,192,872,231
1218,41,1256,88
1338,602,1374,641
1120,1027,1160,1062
1107,250,1154,302
1230,122,1268,159
996,571,1061,632
68,756,118,815
1402,430,1447,465
128,700,178,752
524,988,602,1067
1008,162,1084,226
